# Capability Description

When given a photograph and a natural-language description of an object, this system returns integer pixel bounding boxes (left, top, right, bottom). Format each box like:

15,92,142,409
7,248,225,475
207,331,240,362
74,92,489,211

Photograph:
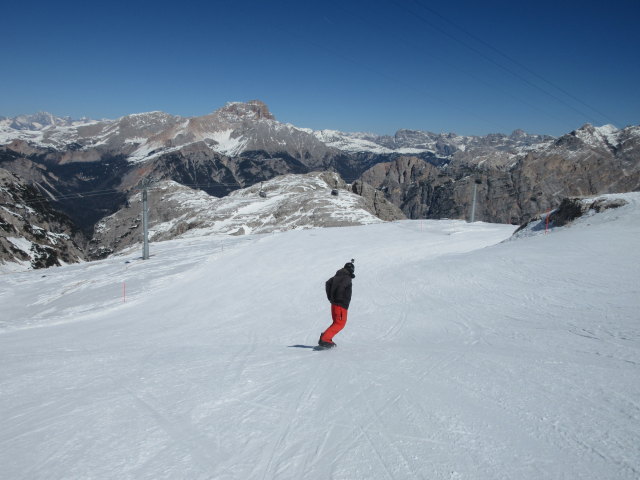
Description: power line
409,0,620,126
13,187,124,206
275,9,512,133
43,188,124,201
389,0,608,127
328,0,572,130
7,182,251,207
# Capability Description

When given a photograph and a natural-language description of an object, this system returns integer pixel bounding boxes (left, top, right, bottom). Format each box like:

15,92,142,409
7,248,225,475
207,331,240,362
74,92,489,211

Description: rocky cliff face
509,125,640,219
0,169,85,271
0,146,130,234
359,124,640,224
350,179,406,222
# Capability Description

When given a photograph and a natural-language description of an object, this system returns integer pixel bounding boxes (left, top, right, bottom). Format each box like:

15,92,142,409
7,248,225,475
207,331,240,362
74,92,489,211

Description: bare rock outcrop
0,169,85,270
513,195,629,236
357,124,640,224
350,179,405,221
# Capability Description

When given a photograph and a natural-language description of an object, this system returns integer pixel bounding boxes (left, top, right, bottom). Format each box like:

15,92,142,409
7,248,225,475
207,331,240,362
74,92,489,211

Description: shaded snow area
1,194,639,479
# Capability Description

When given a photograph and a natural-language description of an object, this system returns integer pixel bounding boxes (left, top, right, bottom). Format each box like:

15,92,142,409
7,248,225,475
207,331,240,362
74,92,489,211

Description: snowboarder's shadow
288,345,331,351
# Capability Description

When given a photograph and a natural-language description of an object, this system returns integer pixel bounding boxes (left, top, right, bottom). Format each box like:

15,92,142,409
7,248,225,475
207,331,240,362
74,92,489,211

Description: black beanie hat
344,262,355,274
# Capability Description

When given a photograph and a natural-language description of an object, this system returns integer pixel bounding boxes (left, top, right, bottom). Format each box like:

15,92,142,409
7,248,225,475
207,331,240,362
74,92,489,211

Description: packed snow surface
1,194,639,479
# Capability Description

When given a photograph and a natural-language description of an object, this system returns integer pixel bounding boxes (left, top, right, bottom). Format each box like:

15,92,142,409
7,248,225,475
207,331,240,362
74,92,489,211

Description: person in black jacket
319,260,355,348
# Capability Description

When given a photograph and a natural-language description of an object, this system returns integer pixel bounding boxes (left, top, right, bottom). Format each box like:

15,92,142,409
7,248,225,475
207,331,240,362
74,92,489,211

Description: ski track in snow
1,197,640,479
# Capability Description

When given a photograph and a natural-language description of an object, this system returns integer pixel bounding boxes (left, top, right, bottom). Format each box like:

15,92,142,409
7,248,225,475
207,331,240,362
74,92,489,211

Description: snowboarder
319,260,355,348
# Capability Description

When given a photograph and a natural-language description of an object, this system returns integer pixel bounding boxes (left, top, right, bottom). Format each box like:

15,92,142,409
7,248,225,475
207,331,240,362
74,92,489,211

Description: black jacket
325,268,354,309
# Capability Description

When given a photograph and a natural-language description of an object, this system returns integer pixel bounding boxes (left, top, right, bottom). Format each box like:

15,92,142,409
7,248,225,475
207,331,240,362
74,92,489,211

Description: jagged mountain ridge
0,100,558,230
0,111,93,131
0,101,552,164
0,102,337,165
0,101,450,236
312,127,553,160
360,123,640,223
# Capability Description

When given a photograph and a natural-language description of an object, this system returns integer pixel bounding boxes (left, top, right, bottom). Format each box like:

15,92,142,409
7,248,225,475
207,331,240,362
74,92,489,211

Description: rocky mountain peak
119,111,176,125
5,112,75,131
214,100,275,121
575,123,597,135
564,123,621,150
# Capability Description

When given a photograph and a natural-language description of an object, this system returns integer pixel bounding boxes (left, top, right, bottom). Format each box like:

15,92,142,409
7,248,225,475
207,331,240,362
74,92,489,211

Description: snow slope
1,194,639,479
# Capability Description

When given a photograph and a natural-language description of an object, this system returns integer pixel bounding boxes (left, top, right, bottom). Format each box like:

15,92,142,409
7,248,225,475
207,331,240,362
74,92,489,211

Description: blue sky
1,0,638,136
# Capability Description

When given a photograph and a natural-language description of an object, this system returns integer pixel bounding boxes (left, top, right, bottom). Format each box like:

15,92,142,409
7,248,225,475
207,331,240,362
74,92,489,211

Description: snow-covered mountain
2,103,632,170
1,101,638,270
0,111,92,131
0,101,553,163
310,127,554,159
89,171,404,259
0,102,331,163
1,192,638,479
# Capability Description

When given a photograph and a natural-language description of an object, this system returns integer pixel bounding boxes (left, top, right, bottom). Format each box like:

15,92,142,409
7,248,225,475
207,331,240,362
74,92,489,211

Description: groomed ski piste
1,193,639,479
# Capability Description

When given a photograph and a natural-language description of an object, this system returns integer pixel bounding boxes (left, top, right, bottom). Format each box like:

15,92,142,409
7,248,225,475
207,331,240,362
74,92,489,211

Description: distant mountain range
1,100,639,270
0,101,553,162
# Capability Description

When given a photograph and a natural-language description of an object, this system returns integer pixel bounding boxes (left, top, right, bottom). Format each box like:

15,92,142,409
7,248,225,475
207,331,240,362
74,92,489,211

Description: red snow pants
321,304,348,343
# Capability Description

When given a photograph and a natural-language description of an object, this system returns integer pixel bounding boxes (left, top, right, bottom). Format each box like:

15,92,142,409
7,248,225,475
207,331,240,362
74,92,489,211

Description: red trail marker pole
545,209,551,234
